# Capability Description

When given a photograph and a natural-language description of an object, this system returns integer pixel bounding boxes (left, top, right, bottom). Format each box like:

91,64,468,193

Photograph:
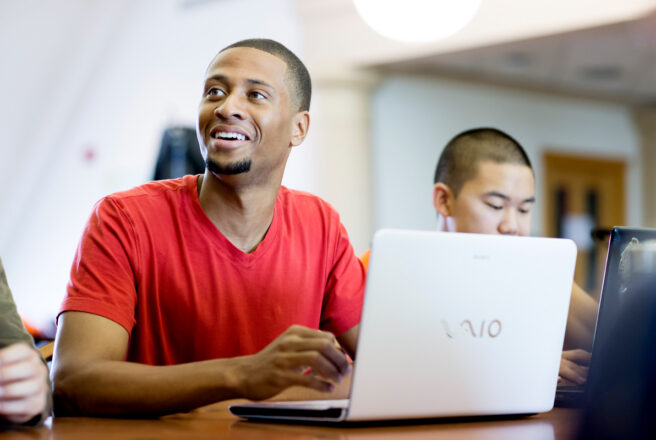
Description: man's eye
207,88,225,97
519,208,531,214
486,203,503,210
249,91,266,100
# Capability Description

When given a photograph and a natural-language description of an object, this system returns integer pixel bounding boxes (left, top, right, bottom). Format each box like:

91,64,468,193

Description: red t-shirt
60,175,365,365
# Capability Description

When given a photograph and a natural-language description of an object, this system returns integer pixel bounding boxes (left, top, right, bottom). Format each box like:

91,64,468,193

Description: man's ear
289,111,310,147
433,182,454,217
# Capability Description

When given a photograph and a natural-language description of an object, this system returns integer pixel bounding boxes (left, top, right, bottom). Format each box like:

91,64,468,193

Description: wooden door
543,153,625,300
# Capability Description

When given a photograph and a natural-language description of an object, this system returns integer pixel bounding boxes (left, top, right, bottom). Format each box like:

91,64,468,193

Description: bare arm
557,282,597,383
52,312,351,417
563,282,598,351
336,324,359,359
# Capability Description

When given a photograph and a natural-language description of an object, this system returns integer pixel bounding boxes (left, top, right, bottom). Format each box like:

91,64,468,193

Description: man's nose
214,93,245,120
498,209,519,235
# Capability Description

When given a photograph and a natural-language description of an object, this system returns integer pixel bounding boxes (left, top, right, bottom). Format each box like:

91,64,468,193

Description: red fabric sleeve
59,197,139,334
320,221,366,337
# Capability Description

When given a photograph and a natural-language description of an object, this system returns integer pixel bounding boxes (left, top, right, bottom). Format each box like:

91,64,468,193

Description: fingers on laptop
283,370,336,393
559,356,589,385
275,326,351,379
243,325,351,397
562,349,591,365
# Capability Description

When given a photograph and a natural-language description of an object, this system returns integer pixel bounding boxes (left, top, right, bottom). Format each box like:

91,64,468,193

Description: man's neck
197,171,281,253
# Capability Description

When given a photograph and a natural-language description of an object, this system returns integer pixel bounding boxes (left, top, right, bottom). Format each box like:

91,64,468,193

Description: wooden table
0,406,581,439
0,381,581,439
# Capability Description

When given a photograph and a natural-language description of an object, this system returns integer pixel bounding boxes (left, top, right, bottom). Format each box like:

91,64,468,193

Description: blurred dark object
578,268,656,439
591,228,612,242
153,126,205,180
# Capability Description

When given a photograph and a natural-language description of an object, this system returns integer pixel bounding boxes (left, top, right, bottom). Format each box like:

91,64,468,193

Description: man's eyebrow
204,75,273,90
205,74,227,84
483,191,536,204
246,78,274,89
483,191,511,201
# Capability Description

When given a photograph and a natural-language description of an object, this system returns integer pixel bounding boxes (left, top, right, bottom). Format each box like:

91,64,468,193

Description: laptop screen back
589,227,656,374
347,230,577,421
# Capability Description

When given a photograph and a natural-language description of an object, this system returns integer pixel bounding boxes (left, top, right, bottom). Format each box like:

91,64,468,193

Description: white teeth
214,131,246,141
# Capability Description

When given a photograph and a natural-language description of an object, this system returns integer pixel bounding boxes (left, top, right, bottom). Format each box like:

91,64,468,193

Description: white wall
371,74,641,236
0,0,305,331
294,72,379,256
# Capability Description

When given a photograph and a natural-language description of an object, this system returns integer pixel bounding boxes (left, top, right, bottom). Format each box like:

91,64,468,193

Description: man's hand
558,349,591,386
0,343,49,424
235,325,352,401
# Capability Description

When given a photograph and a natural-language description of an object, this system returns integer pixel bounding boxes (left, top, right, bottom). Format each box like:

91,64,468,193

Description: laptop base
230,400,348,423
231,407,538,426
554,387,585,408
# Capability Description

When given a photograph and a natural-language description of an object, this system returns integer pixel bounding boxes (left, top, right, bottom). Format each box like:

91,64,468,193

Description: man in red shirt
52,39,365,417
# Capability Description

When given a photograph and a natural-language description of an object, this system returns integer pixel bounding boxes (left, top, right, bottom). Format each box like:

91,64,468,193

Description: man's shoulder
101,176,196,209
89,176,198,227
276,187,344,239
278,186,337,215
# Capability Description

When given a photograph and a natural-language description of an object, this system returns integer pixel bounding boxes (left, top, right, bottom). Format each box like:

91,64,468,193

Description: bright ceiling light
353,0,482,43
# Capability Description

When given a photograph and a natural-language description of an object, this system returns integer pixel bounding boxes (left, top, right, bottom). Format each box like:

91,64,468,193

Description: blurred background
1,0,656,336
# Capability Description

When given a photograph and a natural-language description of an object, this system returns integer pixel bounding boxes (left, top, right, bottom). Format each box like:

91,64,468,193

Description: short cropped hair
433,127,533,197
219,38,311,112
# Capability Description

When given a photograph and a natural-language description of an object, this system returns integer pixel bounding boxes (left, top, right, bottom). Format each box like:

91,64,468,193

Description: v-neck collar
186,175,281,266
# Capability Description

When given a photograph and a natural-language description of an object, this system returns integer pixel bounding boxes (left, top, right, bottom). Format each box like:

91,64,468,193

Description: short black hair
218,38,311,112
433,127,533,196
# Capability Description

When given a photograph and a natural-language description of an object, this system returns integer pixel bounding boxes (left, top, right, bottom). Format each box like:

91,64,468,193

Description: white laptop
230,229,577,423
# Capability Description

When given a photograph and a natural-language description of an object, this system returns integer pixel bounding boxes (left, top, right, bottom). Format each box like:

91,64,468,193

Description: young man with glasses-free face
431,128,597,385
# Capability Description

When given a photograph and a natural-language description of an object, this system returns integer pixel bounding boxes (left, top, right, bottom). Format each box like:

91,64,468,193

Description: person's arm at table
52,312,351,417
336,324,358,360
557,282,597,384
0,258,51,426
563,282,598,351
0,343,49,425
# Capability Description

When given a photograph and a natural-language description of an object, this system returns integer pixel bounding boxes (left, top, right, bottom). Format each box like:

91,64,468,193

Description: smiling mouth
211,131,249,141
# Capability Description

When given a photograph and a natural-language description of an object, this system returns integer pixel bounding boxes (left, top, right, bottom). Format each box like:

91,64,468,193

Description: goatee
206,157,252,175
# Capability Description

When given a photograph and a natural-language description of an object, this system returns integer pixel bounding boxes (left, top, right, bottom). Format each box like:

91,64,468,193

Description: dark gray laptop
555,226,656,406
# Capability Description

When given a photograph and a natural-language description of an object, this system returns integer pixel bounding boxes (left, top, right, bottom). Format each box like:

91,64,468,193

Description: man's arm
0,344,49,425
557,282,598,384
336,324,359,359
0,259,51,426
52,312,351,417
563,282,598,351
